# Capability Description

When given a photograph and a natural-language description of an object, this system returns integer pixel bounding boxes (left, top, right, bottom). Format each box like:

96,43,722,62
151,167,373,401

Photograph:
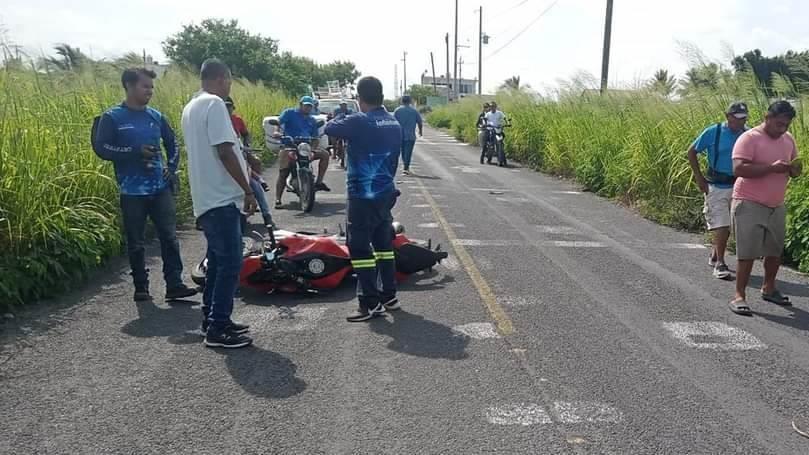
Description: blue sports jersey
278,108,320,138
93,103,178,196
325,107,401,200
332,107,354,120
394,105,422,141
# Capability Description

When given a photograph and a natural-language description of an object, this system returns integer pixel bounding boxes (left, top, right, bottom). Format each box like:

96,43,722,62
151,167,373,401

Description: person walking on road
93,68,197,303
324,76,402,322
728,100,802,316
393,95,423,175
182,59,256,348
687,102,749,280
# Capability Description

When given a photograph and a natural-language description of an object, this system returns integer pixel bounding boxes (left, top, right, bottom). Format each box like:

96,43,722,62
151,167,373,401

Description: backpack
705,123,736,185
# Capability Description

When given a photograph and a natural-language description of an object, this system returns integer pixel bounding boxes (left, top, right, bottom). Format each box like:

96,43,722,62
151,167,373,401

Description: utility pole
478,6,483,95
453,0,459,101
600,0,614,94
445,33,451,99
402,51,408,96
394,63,399,99
430,52,438,95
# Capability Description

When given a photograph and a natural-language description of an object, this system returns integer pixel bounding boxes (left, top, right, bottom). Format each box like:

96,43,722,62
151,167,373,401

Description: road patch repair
486,402,622,426
661,322,767,351
451,322,502,340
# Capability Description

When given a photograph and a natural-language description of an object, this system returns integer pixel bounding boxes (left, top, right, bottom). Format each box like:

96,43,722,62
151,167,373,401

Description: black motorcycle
482,123,510,167
268,119,324,213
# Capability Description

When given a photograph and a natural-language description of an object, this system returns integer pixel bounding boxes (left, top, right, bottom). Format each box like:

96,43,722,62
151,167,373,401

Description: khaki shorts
731,199,786,260
278,147,330,170
703,185,733,230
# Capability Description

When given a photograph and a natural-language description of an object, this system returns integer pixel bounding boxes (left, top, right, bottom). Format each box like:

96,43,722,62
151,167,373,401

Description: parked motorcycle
191,223,449,294
267,118,325,213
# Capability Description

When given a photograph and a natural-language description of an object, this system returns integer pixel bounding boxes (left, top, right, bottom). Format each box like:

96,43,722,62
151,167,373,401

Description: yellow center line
415,179,515,336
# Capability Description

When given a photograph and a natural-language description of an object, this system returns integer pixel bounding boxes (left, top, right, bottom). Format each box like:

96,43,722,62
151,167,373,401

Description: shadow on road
399,271,456,292
410,174,442,180
219,347,307,399
290,201,346,219
369,311,469,360
240,283,357,307
121,299,199,339
747,275,809,297
754,304,809,333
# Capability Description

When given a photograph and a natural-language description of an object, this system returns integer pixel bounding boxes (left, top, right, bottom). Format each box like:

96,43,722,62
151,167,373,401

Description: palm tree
649,69,677,97
115,51,146,68
44,43,87,71
501,75,521,90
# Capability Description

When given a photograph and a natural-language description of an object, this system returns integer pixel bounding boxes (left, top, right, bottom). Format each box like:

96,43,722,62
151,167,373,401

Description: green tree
406,84,435,105
43,43,88,71
648,69,677,97
501,75,521,91
162,18,277,82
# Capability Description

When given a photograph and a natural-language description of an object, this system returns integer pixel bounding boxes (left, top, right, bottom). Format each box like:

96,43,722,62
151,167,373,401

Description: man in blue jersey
687,102,749,280
93,68,197,302
394,95,423,175
272,96,331,208
325,76,402,322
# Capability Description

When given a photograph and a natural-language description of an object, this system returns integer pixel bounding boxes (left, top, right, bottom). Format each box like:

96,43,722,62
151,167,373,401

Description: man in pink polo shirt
729,100,802,315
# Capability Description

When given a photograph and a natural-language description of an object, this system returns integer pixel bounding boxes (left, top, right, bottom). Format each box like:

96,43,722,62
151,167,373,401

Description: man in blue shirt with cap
325,76,402,322
394,95,423,175
687,101,749,280
272,95,331,208
93,67,197,302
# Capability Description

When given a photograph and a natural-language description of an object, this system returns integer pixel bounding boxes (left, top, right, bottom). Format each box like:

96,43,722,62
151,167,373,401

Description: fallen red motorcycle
191,223,448,294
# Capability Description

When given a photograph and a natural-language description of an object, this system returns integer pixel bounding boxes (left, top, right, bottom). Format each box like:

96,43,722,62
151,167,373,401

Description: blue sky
3,0,808,98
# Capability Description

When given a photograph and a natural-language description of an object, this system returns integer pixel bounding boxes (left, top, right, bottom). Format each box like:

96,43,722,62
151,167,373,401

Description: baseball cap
224,96,234,107
339,100,348,105
727,102,749,119
299,95,315,106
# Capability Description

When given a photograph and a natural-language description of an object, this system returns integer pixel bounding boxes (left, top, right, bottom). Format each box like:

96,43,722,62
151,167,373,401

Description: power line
485,0,561,60
462,0,531,35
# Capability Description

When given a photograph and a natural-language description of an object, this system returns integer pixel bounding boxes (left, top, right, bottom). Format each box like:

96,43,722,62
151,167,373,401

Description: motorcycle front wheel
299,172,315,213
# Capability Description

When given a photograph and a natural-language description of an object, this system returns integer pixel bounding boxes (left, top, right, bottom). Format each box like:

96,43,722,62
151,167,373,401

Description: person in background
687,102,749,280
393,95,423,176
273,96,331,208
728,100,801,316
182,58,255,348
225,97,274,228
325,76,402,322
329,100,354,163
477,102,491,164
482,102,508,165
93,68,197,302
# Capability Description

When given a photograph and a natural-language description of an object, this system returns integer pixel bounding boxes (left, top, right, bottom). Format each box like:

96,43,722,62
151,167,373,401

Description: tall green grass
428,86,809,272
0,66,293,308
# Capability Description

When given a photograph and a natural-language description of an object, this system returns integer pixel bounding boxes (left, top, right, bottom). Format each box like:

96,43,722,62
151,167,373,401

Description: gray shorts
731,199,786,260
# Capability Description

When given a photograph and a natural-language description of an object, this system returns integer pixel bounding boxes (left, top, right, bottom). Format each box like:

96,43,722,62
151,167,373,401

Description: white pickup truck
262,98,360,153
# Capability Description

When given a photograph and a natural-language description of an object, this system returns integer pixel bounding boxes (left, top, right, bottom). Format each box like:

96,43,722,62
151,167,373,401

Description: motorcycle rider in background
272,96,331,208
477,102,491,164
484,102,509,167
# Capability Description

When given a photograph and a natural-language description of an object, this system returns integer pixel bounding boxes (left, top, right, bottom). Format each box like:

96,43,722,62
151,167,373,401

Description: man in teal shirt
687,102,749,280
393,95,423,175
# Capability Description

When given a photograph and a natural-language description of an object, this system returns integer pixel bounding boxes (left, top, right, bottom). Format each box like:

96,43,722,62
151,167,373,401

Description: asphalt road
3,126,809,454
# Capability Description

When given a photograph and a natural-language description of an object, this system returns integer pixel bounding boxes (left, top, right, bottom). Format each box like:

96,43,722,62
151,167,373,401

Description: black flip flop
728,298,753,316
762,290,792,306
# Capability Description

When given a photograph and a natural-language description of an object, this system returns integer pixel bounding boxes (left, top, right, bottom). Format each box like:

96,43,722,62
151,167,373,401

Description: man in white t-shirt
181,58,257,349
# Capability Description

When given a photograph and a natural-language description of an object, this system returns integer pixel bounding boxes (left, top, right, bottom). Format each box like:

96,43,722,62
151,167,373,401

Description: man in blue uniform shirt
325,76,402,322
93,68,196,302
394,95,423,175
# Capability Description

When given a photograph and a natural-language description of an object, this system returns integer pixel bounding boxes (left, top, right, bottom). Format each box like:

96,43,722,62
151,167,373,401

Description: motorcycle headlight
297,143,312,157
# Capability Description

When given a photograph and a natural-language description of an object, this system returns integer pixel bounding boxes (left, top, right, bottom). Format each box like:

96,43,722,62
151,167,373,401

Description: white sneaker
713,263,732,280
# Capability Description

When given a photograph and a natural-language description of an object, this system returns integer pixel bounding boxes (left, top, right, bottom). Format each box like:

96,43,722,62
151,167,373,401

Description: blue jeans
198,204,243,332
401,140,416,170
249,177,271,218
120,188,183,289
347,193,398,310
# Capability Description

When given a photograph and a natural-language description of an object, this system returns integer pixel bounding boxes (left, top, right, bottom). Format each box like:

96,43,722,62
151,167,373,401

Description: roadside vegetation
0,22,308,307
427,53,809,273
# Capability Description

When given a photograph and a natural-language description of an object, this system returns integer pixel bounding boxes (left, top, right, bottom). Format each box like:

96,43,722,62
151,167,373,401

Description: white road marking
317,193,347,200
500,296,536,306
662,322,767,351
452,322,502,340
470,188,511,192
663,243,708,250
544,240,606,248
246,306,328,332
417,222,439,228
536,225,578,235
412,204,431,208
450,165,481,174
441,256,460,270
552,401,622,424
452,239,522,246
486,404,553,426
553,191,583,195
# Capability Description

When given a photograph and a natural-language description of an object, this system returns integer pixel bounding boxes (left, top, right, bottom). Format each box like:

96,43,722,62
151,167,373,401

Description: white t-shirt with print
181,91,248,218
